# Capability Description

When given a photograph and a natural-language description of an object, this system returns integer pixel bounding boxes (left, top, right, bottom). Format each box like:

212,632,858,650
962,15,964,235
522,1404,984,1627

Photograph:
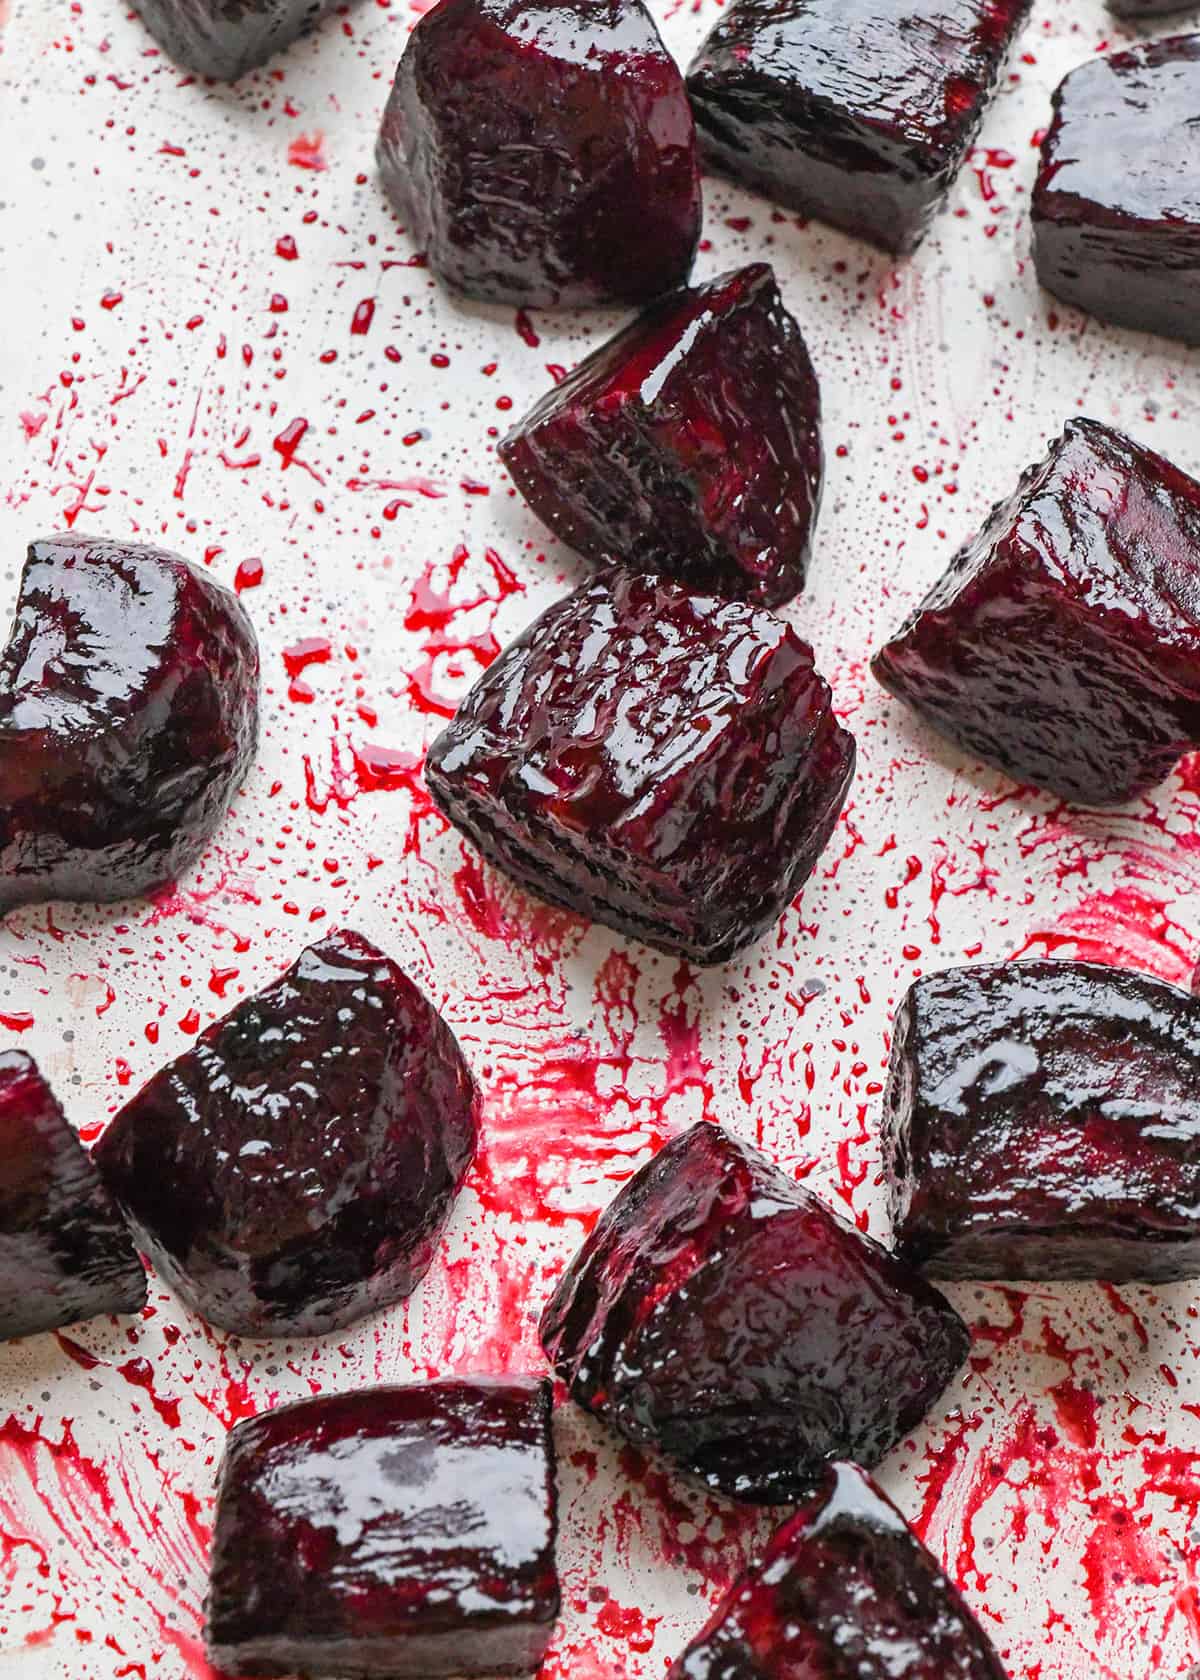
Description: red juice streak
0,1417,214,1674
350,298,376,336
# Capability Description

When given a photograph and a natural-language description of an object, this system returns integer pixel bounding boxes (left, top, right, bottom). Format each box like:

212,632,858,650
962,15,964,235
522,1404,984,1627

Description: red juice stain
20,410,47,439
594,1600,661,1655
351,298,376,336
208,966,239,998
282,635,332,703
275,235,298,260
234,556,264,593
515,308,540,347
0,1011,34,1031
287,131,327,171
118,1358,182,1430
351,741,422,793
115,1057,134,1086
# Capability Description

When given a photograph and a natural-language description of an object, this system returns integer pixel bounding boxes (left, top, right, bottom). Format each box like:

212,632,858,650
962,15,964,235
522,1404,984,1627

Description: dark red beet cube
686,0,1032,254
131,0,340,79
668,1461,1005,1680
885,960,1200,1283
498,264,823,607
424,570,855,965
206,1377,559,1677
0,534,258,912
94,929,479,1337
872,419,1200,806
539,1122,969,1504
375,0,701,306
0,1052,145,1342
1033,36,1200,343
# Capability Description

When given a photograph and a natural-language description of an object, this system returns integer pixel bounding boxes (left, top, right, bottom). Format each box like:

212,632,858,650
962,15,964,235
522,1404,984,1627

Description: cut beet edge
499,263,823,606
94,928,479,1338
667,1461,1007,1679
376,0,701,306
131,0,342,79
686,0,1032,253
885,960,1200,1282
1033,35,1200,343
540,1121,970,1503
871,417,1200,806
0,533,259,912
206,1377,559,1678
0,1051,146,1342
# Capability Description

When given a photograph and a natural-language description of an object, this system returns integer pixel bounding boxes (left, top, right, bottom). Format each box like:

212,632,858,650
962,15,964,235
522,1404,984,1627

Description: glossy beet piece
0,1052,145,1342
884,961,1200,1283
94,929,479,1337
686,0,1032,254
1033,37,1200,343
499,264,823,607
425,571,855,965
872,419,1200,806
132,0,340,79
376,0,700,307
669,1462,1005,1680
206,1378,559,1677
540,1122,969,1504
0,535,258,912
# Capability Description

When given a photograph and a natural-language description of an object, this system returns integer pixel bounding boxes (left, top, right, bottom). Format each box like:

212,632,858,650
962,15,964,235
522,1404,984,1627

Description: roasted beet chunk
424,571,854,965
499,264,823,607
0,534,258,912
206,1378,559,1677
0,1052,145,1342
1033,37,1200,343
94,929,479,1337
885,960,1200,1283
872,419,1200,806
540,1122,969,1504
375,0,700,306
686,0,1031,253
131,0,340,79
669,1462,1004,1679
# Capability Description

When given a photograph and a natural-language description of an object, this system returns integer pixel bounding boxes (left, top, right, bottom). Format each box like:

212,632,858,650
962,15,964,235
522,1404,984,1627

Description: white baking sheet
3,0,1200,1673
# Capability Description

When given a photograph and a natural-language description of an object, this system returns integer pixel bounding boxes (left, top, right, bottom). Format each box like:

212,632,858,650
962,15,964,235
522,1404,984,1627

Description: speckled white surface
3,0,1200,1674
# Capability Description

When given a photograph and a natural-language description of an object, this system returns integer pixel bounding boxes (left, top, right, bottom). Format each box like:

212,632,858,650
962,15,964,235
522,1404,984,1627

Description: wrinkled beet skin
0,535,258,911
206,1378,559,1678
498,264,823,607
132,0,340,79
94,929,479,1337
669,1463,1006,1680
872,419,1200,806
375,0,701,306
1033,37,1200,343
424,571,855,965
0,1052,145,1342
885,961,1200,1283
540,1122,969,1504
686,0,1032,254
